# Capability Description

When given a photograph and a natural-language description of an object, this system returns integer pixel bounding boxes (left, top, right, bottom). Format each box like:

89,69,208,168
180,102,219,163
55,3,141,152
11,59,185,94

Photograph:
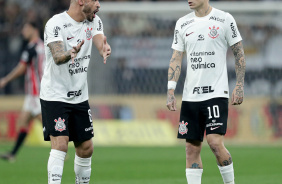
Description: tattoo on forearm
48,41,71,65
231,41,245,99
168,66,181,81
231,41,246,87
168,50,183,82
190,163,201,169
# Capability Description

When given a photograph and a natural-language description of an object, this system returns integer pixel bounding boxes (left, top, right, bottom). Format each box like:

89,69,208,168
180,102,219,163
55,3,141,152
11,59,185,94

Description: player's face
22,24,33,40
188,0,207,10
82,0,100,22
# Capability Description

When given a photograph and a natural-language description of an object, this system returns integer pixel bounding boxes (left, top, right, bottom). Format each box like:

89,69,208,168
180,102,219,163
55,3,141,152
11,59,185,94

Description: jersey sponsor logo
97,20,102,31
85,27,93,40
230,23,238,38
69,67,88,75
67,36,74,40
67,90,82,97
198,34,205,41
69,55,90,75
190,51,215,57
208,26,219,39
174,30,179,44
206,122,223,128
191,62,215,71
209,16,225,23
193,86,214,94
53,26,61,37
63,23,73,28
190,51,216,71
54,117,66,132
180,19,195,29
186,32,194,37
179,121,188,135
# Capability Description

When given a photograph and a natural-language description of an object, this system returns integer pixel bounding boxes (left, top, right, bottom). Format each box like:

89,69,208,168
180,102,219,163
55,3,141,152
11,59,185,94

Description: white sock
218,163,235,184
186,168,203,184
48,149,66,184
74,154,92,184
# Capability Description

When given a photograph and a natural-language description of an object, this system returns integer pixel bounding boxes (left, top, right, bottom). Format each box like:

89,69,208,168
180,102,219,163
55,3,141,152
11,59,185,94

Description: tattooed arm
231,41,246,105
48,40,84,65
166,50,184,111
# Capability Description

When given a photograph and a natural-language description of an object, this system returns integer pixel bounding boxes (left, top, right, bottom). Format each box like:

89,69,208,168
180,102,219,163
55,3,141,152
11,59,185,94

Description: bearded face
82,0,100,22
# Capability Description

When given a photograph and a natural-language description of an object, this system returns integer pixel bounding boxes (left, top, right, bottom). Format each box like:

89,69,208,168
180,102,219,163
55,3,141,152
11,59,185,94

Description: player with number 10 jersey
166,0,246,184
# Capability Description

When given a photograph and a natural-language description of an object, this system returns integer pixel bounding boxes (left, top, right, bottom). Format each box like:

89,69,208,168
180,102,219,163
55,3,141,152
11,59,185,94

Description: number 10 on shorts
207,105,220,119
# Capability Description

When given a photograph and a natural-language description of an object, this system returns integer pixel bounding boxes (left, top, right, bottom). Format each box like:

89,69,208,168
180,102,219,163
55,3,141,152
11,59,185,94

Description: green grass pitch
0,144,281,184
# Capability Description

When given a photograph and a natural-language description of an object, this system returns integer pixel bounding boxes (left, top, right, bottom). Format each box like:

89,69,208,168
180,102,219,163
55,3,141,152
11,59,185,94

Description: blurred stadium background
0,0,282,183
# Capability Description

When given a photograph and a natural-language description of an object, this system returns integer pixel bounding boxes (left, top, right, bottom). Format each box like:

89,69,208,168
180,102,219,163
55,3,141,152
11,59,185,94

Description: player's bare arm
93,34,111,64
231,41,246,105
0,62,27,88
167,50,183,111
48,40,85,65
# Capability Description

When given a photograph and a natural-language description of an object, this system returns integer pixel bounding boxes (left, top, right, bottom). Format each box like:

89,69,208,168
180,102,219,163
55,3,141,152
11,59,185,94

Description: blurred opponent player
0,22,45,162
40,0,111,183
166,0,246,183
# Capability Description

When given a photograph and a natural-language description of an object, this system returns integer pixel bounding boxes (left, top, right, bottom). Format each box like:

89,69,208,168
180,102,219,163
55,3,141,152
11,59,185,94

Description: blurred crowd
0,0,282,96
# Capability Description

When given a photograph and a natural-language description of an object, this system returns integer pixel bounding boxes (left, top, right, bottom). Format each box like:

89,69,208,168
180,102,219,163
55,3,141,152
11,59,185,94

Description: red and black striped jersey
20,39,45,96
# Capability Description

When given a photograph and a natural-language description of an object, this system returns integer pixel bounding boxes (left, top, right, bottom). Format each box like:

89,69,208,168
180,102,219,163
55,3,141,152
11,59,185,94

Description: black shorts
177,97,228,141
40,99,94,142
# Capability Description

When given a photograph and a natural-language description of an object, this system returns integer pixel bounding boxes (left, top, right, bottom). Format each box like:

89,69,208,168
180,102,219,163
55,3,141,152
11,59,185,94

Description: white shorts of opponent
22,95,41,117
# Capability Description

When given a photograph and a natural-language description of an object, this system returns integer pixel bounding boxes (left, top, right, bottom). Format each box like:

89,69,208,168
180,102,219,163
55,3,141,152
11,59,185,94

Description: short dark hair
26,21,40,30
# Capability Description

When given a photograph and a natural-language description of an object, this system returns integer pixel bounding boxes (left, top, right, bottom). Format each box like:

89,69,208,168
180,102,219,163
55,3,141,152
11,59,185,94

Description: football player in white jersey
40,0,111,183
166,0,245,184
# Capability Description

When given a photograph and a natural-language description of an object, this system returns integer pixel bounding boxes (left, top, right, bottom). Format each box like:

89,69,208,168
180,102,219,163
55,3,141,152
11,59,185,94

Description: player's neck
194,4,212,17
67,4,85,22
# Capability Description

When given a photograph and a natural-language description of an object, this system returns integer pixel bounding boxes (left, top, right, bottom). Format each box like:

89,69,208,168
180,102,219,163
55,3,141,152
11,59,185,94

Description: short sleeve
20,47,36,64
44,18,63,45
224,13,242,47
171,20,185,52
92,15,104,37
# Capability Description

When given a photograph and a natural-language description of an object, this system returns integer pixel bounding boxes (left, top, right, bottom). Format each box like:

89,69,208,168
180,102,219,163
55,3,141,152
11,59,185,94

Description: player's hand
231,85,244,105
0,78,8,89
103,36,111,64
71,40,85,63
166,89,177,111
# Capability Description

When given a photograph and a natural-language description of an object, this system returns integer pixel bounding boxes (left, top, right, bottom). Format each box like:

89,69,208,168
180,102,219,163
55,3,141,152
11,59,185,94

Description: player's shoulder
209,8,234,23
46,12,66,26
176,12,195,28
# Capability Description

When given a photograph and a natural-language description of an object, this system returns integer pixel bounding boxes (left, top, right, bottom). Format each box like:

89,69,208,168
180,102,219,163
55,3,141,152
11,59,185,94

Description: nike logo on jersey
186,32,194,37
210,126,220,131
67,37,74,40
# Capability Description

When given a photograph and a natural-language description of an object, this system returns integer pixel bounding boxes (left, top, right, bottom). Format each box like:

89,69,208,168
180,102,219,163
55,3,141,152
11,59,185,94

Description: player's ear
78,0,84,6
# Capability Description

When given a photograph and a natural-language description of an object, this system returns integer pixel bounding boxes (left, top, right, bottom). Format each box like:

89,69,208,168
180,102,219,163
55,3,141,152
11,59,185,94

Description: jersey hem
182,95,229,102
39,96,89,104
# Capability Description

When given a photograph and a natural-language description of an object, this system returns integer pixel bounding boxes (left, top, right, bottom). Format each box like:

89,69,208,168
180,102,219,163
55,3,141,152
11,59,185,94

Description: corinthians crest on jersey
85,27,93,40
208,26,219,39
54,117,66,132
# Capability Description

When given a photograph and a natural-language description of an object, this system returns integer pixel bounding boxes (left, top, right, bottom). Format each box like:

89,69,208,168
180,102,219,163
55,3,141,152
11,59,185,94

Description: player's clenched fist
167,89,177,111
